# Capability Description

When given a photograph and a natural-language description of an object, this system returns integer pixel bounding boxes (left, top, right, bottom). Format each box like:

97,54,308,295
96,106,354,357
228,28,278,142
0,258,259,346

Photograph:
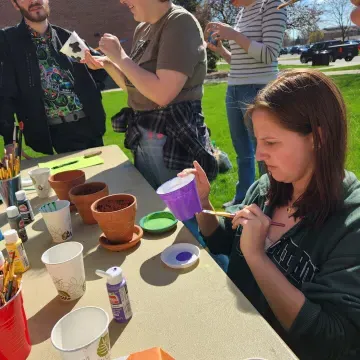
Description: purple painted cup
156,174,202,222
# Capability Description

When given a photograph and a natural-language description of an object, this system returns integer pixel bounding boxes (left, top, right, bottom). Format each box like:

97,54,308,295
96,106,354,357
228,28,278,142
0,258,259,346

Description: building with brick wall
0,0,137,52
323,26,360,41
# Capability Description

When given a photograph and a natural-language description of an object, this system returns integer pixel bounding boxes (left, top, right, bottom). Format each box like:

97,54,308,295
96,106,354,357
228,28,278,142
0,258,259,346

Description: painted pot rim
69,182,108,198
91,194,136,214
49,170,85,184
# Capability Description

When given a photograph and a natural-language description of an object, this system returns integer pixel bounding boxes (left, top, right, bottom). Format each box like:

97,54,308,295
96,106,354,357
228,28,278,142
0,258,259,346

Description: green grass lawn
216,63,327,72
217,63,360,73
1,75,359,209
321,64,360,72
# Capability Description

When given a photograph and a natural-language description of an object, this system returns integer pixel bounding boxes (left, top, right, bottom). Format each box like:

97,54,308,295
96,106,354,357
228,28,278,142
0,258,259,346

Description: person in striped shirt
206,0,286,208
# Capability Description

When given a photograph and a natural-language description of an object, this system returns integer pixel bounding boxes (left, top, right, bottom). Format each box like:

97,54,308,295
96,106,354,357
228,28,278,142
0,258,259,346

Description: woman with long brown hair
179,69,360,359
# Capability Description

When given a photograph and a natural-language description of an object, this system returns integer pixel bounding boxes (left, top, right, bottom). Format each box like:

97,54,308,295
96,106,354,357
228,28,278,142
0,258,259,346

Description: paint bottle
96,267,133,323
15,190,35,224
3,229,30,274
6,206,28,243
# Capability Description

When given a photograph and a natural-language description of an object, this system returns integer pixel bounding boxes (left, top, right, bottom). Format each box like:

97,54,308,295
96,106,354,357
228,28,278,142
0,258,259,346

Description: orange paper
127,347,175,360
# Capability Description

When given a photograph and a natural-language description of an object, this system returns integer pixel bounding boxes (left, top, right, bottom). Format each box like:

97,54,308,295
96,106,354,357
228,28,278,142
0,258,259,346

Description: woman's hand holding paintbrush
202,209,285,227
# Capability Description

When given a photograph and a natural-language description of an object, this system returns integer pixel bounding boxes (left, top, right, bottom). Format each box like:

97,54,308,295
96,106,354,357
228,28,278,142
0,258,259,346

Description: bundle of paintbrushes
0,122,24,181
0,253,22,307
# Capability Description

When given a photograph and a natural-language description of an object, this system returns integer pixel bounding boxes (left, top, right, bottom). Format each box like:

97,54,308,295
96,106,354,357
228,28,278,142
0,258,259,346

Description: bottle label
108,283,132,322
7,246,29,273
18,227,28,243
19,202,34,223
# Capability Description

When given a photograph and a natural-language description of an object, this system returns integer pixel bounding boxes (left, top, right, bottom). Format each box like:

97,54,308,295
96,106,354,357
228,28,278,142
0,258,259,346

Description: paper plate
21,177,33,188
161,243,200,269
139,211,178,234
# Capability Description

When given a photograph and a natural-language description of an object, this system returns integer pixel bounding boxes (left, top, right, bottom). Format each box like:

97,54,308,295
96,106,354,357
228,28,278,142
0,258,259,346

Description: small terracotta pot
49,170,86,210
69,182,109,225
91,194,137,243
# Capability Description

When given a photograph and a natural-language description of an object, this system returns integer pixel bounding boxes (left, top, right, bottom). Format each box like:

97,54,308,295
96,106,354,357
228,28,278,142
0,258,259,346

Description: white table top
0,145,297,360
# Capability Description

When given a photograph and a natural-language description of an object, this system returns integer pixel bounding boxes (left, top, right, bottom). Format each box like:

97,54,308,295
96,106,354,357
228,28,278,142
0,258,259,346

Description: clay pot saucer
99,225,143,252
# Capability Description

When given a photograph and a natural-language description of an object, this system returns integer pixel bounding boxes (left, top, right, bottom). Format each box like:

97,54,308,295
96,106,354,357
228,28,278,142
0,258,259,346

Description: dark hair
246,69,347,227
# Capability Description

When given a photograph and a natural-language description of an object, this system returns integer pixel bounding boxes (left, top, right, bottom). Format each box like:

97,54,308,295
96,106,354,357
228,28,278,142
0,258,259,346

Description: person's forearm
195,199,219,237
246,253,305,330
103,60,127,91
114,53,170,106
220,46,231,64
233,31,251,53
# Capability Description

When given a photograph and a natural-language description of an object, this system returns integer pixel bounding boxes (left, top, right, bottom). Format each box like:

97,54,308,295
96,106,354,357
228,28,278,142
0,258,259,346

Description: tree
207,0,238,26
325,0,353,42
286,2,323,42
308,30,324,44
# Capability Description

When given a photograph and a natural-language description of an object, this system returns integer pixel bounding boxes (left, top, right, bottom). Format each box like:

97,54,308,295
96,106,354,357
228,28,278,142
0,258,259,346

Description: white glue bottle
96,267,133,323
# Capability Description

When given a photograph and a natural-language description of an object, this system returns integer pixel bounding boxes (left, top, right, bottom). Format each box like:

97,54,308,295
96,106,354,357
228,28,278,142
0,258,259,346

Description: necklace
287,203,295,214
287,195,301,214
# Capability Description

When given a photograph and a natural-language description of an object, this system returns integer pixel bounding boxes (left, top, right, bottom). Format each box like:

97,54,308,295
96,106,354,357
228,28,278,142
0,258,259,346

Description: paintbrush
18,121,24,162
202,209,285,227
12,124,17,176
5,253,15,302
2,260,9,297
278,0,300,9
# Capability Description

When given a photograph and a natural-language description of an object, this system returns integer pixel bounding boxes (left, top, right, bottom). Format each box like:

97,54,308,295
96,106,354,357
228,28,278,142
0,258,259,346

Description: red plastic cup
0,287,31,360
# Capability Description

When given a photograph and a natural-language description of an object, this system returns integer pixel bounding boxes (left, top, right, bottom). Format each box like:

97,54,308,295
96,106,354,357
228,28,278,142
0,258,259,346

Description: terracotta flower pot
91,194,137,243
49,170,86,210
69,182,109,225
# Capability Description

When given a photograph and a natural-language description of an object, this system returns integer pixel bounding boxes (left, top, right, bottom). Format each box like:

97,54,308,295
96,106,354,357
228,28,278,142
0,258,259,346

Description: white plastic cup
60,31,89,61
41,242,86,301
40,200,72,243
28,168,51,198
51,307,111,360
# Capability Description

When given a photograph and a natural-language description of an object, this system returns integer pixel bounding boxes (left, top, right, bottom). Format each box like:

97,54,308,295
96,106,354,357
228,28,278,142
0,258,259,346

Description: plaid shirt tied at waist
112,101,218,181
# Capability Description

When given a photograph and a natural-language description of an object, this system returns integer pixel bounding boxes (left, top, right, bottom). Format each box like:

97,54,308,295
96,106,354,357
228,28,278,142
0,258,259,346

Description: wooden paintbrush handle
84,150,102,159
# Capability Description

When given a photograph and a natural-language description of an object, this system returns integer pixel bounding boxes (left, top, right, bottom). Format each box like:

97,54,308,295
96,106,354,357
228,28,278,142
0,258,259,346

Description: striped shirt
228,0,287,86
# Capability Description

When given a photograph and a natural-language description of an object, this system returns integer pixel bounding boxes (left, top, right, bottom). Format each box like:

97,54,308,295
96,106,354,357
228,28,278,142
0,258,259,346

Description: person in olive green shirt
179,69,360,359
83,0,217,188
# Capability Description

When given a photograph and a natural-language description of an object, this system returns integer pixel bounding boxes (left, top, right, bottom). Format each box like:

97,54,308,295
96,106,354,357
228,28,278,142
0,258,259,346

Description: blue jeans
226,84,266,203
135,126,179,190
134,126,229,272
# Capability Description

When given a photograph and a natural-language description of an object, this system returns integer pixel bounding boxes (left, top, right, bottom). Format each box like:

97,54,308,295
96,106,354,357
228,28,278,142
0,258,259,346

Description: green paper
38,156,104,175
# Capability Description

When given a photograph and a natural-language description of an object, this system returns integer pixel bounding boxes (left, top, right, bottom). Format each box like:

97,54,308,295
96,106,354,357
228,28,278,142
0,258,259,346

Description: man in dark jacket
0,0,107,157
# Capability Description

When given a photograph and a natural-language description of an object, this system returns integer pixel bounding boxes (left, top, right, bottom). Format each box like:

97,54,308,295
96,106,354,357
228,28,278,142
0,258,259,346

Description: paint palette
161,243,200,269
60,31,89,62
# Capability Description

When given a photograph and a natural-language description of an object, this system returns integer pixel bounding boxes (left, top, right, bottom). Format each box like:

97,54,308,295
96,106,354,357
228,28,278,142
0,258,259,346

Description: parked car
344,40,360,51
290,46,302,55
279,48,288,55
298,46,309,53
300,40,359,63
